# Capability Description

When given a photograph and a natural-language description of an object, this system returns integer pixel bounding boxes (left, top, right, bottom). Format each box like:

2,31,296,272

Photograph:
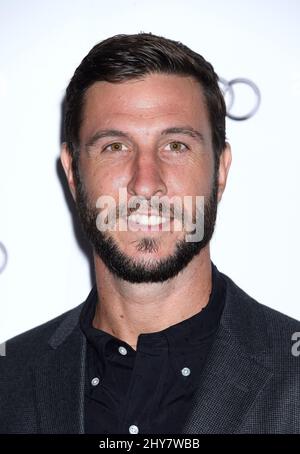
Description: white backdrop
1,0,300,343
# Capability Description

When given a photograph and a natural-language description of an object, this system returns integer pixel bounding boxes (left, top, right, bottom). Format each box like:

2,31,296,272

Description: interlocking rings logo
219,77,261,121
0,242,8,273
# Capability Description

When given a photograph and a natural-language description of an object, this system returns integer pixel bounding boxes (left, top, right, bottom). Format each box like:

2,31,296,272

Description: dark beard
73,167,218,284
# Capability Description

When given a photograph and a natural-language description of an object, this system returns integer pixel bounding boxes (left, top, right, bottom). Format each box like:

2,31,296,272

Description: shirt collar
80,261,226,355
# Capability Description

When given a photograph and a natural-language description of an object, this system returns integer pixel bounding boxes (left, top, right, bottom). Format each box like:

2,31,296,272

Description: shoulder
220,270,300,365
222,270,300,327
1,302,84,370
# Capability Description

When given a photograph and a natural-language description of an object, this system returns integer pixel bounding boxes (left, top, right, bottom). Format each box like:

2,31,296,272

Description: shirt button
181,367,191,377
91,377,100,386
129,424,139,434
118,346,128,356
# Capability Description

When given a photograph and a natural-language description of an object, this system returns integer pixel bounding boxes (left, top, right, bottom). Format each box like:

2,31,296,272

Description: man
1,32,299,435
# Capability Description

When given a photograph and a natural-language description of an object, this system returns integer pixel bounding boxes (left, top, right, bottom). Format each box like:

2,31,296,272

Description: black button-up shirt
79,261,226,434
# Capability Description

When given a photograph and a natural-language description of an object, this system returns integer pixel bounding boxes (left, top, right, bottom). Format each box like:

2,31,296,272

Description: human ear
217,142,232,202
60,142,77,201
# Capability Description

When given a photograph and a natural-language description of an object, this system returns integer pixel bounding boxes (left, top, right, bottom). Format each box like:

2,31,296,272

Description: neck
92,246,212,350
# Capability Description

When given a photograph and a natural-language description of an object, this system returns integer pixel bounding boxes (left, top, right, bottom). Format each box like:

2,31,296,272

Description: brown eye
104,142,128,152
167,142,188,153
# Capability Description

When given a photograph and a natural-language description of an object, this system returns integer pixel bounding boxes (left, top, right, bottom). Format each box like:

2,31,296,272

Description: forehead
80,73,210,139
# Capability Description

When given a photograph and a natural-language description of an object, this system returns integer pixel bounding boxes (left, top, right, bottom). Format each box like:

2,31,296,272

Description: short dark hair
64,32,226,171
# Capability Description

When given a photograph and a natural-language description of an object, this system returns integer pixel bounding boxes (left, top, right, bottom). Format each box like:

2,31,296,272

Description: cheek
77,159,104,201
168,158,213,197
80,159,130,202
110,174,131,192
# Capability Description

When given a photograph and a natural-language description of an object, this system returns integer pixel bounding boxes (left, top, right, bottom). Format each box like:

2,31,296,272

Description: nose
127,151,167,199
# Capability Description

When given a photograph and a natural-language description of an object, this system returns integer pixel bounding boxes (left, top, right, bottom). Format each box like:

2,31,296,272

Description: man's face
64,73,228,283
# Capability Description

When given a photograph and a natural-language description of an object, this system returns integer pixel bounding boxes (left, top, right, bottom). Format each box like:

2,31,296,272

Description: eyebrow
84,126,205,151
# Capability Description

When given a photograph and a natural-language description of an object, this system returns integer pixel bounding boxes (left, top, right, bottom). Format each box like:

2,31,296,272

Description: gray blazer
1,271,300,434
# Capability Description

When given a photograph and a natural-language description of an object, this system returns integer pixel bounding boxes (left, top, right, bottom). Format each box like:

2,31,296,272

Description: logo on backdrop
0,242,8,274
219,77,261,120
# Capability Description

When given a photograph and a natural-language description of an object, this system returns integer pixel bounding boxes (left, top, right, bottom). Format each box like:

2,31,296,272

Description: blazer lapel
181,325,273,433
181,274,274,434
32,306,86,434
